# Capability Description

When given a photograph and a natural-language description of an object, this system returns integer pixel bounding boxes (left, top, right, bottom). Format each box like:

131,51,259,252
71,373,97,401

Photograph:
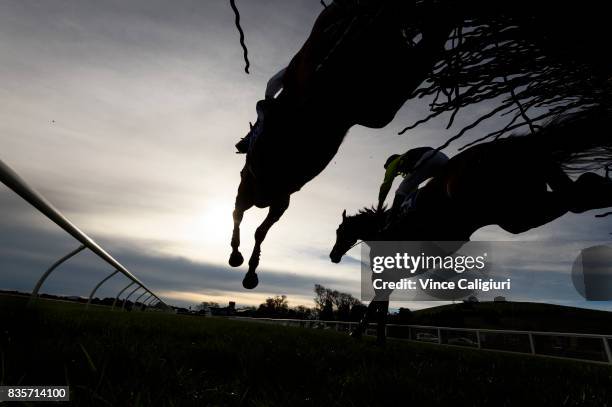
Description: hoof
242,272,259,289
229,251,244,267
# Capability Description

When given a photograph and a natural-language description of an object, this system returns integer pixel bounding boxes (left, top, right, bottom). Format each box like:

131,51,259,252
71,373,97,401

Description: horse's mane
356,206,387,217
459,109,612,175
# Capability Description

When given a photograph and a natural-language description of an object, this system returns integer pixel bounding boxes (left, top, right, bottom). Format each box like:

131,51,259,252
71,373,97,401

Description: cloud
0,214,351,307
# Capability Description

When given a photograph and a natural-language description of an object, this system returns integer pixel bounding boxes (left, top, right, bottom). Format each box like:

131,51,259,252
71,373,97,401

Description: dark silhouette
230,0,612,289
229,1,453,288
330,111,612,343
314,284,363,321
258,295,289,316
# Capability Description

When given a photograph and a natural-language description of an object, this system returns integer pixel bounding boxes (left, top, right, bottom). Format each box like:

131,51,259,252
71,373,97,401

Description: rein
348,239,362,251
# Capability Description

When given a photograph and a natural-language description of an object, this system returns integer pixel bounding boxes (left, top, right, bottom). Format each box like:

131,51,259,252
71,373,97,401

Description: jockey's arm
265,67,287,99
377,157,406,210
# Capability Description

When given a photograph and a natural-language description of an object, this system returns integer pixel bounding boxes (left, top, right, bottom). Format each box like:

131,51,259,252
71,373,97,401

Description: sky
1,0,612,310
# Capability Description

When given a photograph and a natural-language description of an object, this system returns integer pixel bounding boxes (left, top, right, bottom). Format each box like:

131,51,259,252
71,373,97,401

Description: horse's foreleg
351,300,378,339
229,174,254,267
242,195,290,289
229,207,246,267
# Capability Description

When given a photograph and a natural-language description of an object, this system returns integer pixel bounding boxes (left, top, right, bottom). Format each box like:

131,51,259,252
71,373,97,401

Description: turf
1,295,611,406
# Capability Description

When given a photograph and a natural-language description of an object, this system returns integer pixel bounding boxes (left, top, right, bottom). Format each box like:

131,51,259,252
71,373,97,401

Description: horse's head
329,207,384,263
329,210,357,263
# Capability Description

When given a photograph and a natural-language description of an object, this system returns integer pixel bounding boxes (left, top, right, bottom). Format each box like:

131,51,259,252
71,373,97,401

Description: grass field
1,295,611,406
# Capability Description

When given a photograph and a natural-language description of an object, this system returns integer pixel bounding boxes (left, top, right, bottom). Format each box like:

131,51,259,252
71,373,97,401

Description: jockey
235,67,287,154
377,147,449,217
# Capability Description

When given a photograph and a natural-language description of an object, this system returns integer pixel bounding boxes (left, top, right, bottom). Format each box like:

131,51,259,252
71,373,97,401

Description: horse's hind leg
229,172,254,267
542,163,612,213
242,195,290,289
375,300,389,346
569,172,612,213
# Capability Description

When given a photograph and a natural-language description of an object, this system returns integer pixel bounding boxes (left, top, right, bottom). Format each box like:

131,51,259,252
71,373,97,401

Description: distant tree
314,284,333,311
257,295,289,317
320,299,334,321
314,284,363,321
335,292,362,321
290,305,316,320
349,304,367,322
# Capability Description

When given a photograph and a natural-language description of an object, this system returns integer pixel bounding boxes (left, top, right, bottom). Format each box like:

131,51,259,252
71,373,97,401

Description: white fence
0,158,168,310
232,317,612,365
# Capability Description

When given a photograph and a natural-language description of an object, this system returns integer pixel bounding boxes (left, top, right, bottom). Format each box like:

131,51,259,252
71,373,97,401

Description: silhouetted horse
230,1,454,288
329,112,612,343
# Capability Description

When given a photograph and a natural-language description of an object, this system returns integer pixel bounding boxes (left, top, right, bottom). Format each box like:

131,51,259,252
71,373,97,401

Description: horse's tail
535,107,612,174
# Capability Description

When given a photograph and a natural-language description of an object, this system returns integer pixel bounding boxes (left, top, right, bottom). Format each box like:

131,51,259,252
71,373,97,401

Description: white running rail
232,316,612,365
0,158,168,309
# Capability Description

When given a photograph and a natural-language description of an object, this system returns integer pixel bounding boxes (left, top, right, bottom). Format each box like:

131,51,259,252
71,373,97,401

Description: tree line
197,284,368,321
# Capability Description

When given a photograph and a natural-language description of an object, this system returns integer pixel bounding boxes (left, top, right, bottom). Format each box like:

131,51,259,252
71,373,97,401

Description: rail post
602,337,612,364
133,290,149,308
1,158,168,308
31,245,86,302
140,293,153,309
86,270,120,308
122,285,142,310
112,281,135,310
528,333,536,355
476,330,482,349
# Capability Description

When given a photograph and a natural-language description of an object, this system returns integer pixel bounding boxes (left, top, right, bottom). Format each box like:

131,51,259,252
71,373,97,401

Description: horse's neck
248,102,350,197
270,96,350,155
355,213,384,242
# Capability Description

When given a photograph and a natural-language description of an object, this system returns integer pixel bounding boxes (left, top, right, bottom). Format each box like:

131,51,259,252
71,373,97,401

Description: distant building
494,296,506,302
209,301,236,316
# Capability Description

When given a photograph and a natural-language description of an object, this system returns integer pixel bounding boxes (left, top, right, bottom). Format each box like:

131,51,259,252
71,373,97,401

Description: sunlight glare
185,199,233,248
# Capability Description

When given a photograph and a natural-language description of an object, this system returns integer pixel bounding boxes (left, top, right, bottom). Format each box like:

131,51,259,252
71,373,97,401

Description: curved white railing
232,316,612,365
0,158,168,309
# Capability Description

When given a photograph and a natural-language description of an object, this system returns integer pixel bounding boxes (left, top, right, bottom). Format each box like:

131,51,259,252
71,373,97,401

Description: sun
185,200,234,247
